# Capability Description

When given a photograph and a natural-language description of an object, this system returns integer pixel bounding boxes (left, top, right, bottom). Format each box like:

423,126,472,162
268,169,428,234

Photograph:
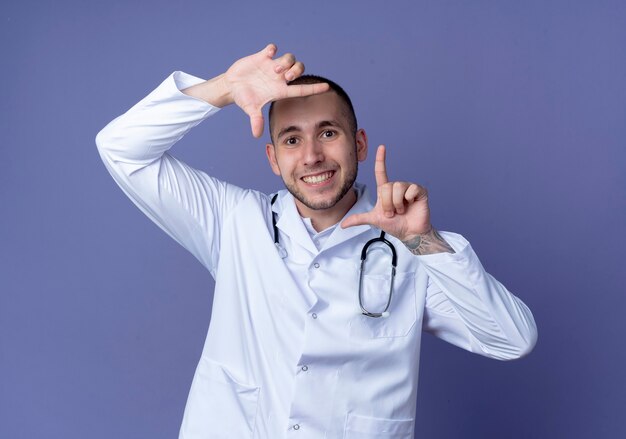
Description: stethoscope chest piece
275,242,288,259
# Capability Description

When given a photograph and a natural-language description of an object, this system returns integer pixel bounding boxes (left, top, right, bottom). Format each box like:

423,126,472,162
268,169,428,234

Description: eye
284,137,298,146
321,130,337,139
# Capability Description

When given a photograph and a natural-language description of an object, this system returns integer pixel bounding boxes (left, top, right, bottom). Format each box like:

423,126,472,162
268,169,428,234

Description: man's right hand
183,44,329,138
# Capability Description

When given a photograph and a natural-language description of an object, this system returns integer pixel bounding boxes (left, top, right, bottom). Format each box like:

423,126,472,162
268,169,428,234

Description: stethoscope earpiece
275,242,288,259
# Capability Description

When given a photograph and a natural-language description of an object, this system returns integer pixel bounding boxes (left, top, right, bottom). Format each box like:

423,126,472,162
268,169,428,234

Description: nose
302,138,324,166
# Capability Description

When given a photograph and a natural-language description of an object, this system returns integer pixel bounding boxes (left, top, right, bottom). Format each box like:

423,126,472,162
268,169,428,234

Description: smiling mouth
301,171,335,184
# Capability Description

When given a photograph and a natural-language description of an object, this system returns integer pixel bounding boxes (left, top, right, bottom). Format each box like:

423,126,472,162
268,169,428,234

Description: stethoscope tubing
271,193,397,318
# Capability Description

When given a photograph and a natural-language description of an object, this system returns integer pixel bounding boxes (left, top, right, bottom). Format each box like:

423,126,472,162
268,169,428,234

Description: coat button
313,263,320,268
301,365,308,372
311,313,318,319
293,423,300,430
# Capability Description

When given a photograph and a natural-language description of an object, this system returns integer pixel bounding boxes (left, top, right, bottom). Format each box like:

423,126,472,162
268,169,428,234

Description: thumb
249,112,265,138
341,212,374,229
262,43,277,58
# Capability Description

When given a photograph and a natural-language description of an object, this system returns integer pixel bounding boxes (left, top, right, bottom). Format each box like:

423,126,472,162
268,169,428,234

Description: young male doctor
96,44,537,439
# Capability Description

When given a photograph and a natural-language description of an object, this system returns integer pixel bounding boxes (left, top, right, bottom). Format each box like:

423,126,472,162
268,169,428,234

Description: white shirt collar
272,182,374,254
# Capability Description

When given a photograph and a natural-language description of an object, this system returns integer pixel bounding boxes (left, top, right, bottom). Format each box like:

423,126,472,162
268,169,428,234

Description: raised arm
96,44,327,275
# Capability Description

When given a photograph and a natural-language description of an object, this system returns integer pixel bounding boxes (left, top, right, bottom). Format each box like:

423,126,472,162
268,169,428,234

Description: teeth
303,172,333,184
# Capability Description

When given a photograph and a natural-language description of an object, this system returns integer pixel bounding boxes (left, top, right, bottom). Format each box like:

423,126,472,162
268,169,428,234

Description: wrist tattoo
402,228,455,256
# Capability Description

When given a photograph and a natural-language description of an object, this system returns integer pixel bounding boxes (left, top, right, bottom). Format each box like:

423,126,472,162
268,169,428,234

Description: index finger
285,82,330,98
374,145,388,186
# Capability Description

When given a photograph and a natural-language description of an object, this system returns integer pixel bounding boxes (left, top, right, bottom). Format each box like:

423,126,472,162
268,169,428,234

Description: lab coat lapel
272,183,376,253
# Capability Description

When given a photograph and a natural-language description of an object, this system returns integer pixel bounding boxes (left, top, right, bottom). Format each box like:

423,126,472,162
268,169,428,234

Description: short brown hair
268,75,357,142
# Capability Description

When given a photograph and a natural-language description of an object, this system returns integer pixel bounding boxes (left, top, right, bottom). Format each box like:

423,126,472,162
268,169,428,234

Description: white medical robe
96,72,537,439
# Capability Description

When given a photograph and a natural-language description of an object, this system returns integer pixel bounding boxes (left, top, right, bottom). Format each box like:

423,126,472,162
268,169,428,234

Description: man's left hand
341,145,454,255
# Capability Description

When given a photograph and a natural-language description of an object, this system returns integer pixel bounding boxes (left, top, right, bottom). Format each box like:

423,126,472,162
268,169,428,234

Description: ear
355,129,368,162
265,143,281,176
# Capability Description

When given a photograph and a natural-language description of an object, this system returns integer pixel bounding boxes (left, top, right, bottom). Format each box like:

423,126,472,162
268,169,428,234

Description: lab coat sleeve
95,71,247,277
420,232,538,360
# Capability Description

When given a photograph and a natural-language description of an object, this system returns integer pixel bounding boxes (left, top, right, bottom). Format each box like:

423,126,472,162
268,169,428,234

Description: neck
295,188,357,232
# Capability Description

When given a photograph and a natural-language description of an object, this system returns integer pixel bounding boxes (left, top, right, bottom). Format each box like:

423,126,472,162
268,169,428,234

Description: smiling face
266,91,368,222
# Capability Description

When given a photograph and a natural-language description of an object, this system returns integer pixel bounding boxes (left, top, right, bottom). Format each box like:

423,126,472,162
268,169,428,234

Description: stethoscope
271,194,397,318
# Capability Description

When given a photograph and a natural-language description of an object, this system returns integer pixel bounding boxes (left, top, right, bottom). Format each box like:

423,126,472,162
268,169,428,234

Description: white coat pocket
179,357,260,439
344,413,415,438
349,271,417,338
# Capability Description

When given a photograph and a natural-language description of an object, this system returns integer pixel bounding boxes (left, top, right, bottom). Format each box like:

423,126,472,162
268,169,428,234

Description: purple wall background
1,1,624,437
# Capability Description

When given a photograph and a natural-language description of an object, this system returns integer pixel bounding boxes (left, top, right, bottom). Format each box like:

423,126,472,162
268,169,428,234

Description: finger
341,211,376,229
379,183,394,218
249,111,264,138
274,53,296,73
284,61,305,81
392,182,410,214
404,183,421,203
374,145,388,186
285,82,330,98
263,43,277,58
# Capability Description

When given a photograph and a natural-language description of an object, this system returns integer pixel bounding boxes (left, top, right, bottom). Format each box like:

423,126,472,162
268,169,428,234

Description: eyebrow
276,125,299,140
276,120,343,140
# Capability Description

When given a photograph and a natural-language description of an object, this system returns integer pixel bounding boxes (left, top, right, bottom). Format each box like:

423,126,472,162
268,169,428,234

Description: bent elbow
513,326,538,359
95,125,112,154
498,328,538,361
475,325,538,361
499,305,539,361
